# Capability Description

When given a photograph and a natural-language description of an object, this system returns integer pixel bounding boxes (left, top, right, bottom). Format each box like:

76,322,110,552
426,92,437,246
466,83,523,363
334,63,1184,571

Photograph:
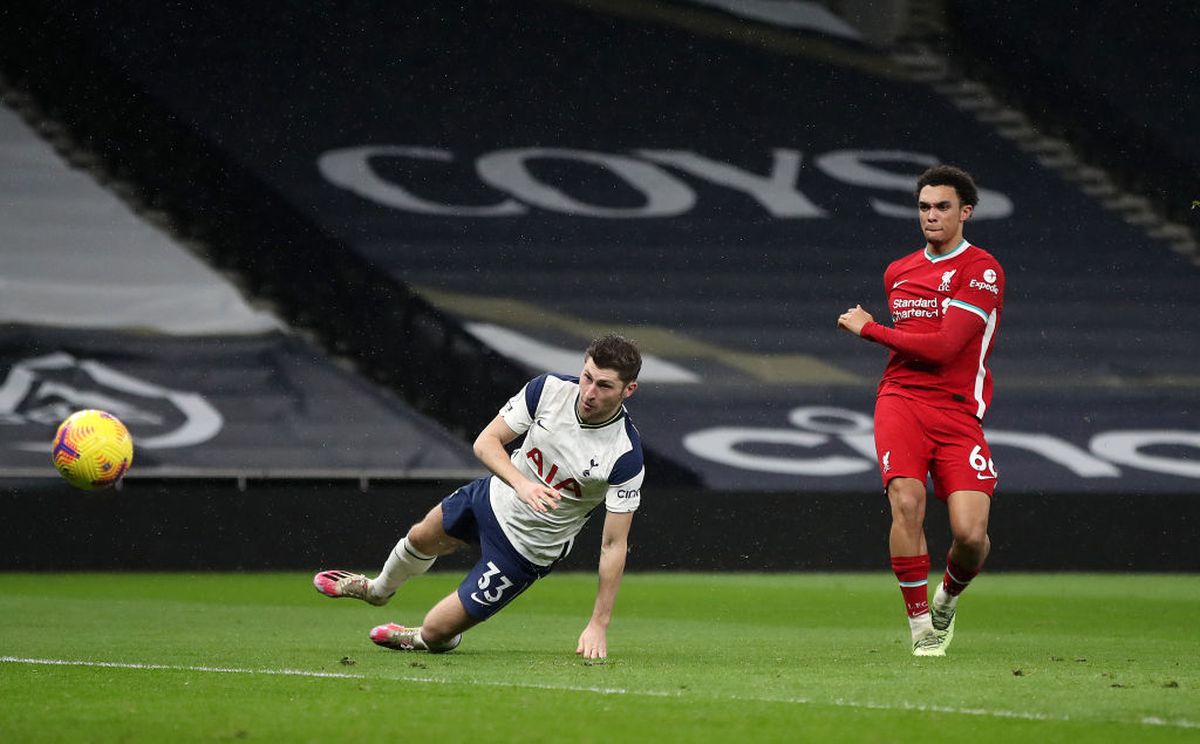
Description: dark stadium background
1,1,1197,571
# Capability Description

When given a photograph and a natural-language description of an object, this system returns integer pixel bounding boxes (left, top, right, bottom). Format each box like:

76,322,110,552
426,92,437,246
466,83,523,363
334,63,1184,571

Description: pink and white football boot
370,623,461,653
312,569,391,606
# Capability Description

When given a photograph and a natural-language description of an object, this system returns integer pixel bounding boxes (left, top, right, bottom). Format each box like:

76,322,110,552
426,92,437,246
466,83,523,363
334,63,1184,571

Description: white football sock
421,629,463,653
932,584,960,613
908,612,934,638
371,537,436,598
410,627,430,651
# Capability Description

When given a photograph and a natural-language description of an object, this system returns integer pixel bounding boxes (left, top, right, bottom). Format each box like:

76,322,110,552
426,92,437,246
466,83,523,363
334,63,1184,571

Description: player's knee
422,607,474,647
887,483,925,526
406,509,448,555
890,504,924,531
406,522,429,551
954,524,989,555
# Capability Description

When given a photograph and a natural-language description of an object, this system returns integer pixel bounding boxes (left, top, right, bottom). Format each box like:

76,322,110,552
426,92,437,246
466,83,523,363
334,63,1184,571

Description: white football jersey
490,374,644,566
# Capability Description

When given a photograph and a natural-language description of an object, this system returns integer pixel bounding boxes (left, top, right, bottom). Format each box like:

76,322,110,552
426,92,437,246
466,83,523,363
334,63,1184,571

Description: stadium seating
3,1,1195,496
947,1,1200,232
2,3,1198,573
0,98,480,480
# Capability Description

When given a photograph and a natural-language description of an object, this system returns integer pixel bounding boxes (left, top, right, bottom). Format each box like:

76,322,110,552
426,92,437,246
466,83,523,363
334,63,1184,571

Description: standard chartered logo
891,296,941,322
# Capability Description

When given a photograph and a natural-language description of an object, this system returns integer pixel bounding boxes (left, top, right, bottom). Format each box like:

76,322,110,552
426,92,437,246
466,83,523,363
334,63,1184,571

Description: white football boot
911,628,946,657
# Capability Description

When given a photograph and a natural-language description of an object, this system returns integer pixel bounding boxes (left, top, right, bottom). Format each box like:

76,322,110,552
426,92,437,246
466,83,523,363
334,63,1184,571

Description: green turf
1,572,1198,743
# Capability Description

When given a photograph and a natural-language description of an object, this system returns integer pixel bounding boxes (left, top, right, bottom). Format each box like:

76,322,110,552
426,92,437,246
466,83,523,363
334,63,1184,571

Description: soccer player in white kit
314,335,644,659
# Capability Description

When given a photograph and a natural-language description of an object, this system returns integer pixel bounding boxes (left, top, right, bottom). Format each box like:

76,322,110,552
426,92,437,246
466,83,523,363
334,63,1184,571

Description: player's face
918,185,972,250
577,356,637,424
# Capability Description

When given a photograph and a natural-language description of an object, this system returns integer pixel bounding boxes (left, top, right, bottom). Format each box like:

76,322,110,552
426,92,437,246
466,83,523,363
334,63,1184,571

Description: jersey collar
574,396,627,429
924,239,971,263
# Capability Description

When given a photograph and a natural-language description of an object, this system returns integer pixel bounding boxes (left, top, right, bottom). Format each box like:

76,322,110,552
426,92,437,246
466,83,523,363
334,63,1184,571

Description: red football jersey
861,240,1004,419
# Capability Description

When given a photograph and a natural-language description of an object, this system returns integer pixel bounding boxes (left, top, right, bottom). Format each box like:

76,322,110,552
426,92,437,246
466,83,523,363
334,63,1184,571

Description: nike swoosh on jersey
891,279,909,289
976,473,997,480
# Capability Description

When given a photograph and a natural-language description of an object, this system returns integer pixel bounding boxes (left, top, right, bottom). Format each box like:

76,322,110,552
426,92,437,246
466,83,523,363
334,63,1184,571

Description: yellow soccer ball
51,410,134,490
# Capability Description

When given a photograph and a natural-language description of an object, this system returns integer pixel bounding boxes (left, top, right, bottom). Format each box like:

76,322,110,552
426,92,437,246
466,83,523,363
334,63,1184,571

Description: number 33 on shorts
970,444,998,481
471,561,515,605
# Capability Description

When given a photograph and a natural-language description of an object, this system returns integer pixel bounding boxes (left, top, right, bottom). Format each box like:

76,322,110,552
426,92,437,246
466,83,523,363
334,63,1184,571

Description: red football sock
942,555,980,597
891,554,931,617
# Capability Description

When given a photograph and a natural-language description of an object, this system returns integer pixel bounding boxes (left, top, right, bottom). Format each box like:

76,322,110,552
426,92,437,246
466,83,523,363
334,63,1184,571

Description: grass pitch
1,572,1198,743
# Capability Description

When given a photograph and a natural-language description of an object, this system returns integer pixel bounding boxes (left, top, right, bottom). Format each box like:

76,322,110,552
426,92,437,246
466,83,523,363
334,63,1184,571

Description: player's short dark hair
916,164,979,207
586,334,642,383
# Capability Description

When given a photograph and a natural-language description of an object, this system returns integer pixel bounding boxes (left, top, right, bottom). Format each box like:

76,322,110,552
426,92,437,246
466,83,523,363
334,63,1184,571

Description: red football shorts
873,393,998,500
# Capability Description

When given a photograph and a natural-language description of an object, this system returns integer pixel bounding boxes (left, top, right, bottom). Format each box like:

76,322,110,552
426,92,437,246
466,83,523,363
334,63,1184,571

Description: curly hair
916,164,979,207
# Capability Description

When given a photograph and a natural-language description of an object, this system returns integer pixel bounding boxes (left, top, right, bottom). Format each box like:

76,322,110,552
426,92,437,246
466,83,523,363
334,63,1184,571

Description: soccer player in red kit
837,164,1004,657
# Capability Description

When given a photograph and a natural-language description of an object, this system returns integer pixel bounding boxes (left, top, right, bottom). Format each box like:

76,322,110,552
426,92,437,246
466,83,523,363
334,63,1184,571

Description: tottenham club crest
0,352,222,455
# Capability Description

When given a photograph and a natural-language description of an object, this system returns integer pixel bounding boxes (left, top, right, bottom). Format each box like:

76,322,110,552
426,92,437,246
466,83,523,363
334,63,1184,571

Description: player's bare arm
473,415,561,512
837,304,874,336
577,509,633,660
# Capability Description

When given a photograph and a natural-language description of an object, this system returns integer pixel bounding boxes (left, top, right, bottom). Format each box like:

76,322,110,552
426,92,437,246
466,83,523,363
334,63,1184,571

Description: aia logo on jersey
526,447,582,499
938,269,957,292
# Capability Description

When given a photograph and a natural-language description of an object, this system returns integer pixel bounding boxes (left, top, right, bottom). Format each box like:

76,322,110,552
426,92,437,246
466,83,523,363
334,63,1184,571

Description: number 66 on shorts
873,394,999,499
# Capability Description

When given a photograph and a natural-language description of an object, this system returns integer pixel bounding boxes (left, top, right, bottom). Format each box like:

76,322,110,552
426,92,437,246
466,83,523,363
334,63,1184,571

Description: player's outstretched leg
313,569,394,606
369,623,461,653
372,536,440,597
313,530,445,607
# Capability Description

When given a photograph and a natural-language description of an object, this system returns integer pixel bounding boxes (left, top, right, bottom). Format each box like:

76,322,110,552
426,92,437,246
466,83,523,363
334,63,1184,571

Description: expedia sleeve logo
969,267,1000,295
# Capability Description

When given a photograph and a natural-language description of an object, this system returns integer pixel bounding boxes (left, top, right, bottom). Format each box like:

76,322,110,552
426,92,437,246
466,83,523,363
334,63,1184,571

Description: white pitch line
0,656,367,680
2,656,1196,730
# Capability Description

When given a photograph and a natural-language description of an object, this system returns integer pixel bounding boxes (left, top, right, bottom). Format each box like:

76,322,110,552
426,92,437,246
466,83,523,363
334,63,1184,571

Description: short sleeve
604,466,643,513
499,375,548,435
949,257,1004,321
